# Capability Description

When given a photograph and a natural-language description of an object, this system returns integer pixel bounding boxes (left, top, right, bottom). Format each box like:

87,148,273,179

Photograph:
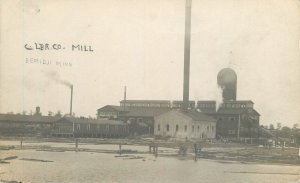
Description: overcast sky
0,0,299,126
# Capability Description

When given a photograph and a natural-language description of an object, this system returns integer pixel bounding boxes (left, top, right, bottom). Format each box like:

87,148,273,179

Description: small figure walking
20,138,23,149
194,143,198,161
75,138,79,152
155,146,158,157
119,143,122,155
268,139,272,149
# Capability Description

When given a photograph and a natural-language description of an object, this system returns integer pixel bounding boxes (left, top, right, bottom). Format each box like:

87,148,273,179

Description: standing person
194,143,198,161
282,141,285,151
119,143,122,155
20,137,23,149
155,146,158,158
268,139,272,149
75,138,79,151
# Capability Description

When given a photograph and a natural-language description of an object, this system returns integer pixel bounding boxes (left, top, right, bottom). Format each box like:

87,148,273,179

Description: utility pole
237,114,241,139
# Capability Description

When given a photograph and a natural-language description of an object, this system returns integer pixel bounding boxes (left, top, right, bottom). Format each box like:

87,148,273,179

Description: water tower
217,68,237,101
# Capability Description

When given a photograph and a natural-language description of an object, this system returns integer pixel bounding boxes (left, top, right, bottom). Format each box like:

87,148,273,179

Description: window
207,126,209,131
76,124,80,130
166,124,169,131
198,125,200,132
184,125,187,132
212,126,214,131
192,125,194,132
176,125,179,132
228,130,235,134
128,118,135,123
158,124,160,131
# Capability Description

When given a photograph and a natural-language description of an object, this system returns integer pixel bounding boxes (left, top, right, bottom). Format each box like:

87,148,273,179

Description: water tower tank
217,68,237,101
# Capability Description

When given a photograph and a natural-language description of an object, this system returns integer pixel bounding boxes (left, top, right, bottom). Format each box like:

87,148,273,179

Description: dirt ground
1,137,299,165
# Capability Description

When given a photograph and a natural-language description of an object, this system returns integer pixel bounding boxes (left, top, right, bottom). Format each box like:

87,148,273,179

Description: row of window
198,103,215,108
218,115,258,121
227,128,258,135
75,124,126,131
121,103,170,107
240,127,258,132
128,118,144,123
120,102,195,108
99,112,117,116
198,103,251,109
221,103,248,108
219,116,238,121
157,124,214,132
172,104,195,107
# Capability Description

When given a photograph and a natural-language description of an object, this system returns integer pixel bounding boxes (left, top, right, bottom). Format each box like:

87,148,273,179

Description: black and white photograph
0,0,299,182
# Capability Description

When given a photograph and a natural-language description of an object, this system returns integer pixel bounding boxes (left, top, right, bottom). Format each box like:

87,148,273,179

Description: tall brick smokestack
182,0,192,111
70,85,73,116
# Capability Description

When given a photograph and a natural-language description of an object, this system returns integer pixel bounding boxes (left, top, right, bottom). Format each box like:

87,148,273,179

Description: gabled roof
97,105,128,112
124,107,172,117
56,117,126,125
156,109,217,122
180,110,217,122
0,114,60,123
197,108,216,113
260,127,275,137
97,105,172,118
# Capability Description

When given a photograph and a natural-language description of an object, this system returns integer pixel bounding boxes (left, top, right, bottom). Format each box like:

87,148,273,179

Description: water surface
0,141,299,183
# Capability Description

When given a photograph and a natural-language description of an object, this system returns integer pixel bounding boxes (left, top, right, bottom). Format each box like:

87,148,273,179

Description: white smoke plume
193,90,201,112
45,70,72,88
215,85,223,111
